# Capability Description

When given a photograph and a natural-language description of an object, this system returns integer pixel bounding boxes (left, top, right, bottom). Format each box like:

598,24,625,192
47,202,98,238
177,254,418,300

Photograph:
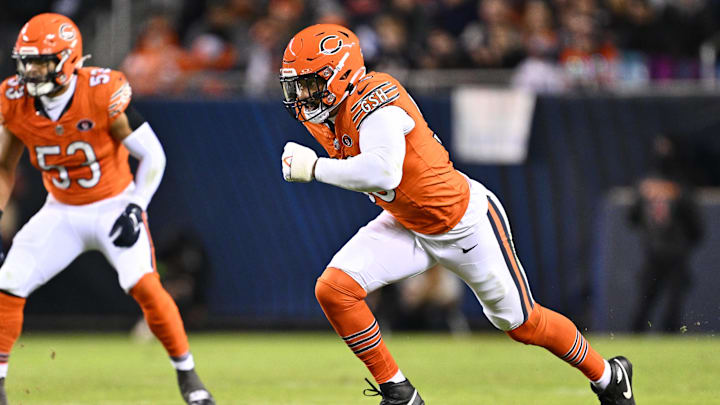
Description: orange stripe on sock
344,321,383,354
507,305,605,381
487,201,533,314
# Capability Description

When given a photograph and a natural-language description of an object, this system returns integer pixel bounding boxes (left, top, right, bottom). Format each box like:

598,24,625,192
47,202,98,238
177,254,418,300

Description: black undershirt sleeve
125,102,147,131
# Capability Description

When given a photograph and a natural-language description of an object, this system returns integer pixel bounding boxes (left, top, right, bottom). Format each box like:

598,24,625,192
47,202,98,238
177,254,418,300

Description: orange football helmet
11,13,87,96
280,24,365,123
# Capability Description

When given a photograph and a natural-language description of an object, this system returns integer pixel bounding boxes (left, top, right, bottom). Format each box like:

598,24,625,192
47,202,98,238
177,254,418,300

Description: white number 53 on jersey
89,68,111,87
35,141,101,189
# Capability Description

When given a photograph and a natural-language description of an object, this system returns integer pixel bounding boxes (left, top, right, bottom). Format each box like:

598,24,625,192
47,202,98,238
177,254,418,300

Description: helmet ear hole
339,69,350,80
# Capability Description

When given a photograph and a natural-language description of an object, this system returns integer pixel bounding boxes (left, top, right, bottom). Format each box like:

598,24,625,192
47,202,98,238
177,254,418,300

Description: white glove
282,142,318,183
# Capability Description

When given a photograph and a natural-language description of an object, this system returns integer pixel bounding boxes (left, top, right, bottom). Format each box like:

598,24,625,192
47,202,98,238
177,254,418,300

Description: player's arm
108,103,166,247
282,106,411,190
109,103,166,210
0,124,24,263
314,106,413,192
0,124,24,211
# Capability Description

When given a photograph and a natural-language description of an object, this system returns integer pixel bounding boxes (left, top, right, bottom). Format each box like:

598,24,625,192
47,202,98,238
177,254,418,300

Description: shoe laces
363,378,383,398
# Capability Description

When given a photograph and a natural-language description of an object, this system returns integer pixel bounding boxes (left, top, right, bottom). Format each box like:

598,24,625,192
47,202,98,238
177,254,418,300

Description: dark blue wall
20,94,720,331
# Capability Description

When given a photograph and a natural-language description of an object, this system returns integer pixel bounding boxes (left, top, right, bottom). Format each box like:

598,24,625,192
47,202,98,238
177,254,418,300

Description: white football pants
328,179,535,331
0,185,155,297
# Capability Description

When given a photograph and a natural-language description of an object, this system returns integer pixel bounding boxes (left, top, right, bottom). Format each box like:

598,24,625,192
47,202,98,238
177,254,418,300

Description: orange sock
507,304,605,381
0,292,25,367
315,267,399,384
130,273,189,357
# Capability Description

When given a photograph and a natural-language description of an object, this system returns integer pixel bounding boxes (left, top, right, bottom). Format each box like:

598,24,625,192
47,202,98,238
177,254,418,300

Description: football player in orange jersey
280,24,635,405
0,13,214,405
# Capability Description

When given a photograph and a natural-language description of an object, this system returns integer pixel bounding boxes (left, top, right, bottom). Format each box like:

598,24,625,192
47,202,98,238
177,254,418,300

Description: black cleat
591,356,635,405
364,378,425,405
0,377,7,405
177,369,215,405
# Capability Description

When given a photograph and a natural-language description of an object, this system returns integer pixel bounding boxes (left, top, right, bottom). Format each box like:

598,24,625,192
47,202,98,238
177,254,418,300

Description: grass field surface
6,331,719,404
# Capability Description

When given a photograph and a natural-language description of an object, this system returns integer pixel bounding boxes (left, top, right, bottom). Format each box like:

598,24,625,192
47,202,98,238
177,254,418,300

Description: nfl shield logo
55,125,64,135
76,119,95,131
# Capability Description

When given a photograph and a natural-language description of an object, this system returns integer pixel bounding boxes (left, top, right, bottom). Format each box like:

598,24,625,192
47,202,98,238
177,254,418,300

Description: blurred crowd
2,0,720,96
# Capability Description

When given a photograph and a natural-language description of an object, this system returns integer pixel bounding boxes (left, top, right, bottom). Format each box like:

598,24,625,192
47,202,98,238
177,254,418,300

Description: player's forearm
314,105,408,192
122,122,166,210
314,152,402,192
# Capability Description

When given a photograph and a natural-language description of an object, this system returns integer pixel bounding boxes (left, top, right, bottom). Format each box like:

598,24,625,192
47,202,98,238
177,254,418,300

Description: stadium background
1,0,720,334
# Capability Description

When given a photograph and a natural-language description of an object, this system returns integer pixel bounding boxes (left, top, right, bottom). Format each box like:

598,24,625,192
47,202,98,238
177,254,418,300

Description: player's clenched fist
109,203,144,247
282,142,318,183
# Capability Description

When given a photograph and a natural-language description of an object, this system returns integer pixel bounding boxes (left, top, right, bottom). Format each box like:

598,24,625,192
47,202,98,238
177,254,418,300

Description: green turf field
5,331,719,404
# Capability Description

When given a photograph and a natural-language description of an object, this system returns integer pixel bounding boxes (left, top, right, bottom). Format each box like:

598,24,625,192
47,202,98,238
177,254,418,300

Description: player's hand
282,142,317,183
109,203,143,247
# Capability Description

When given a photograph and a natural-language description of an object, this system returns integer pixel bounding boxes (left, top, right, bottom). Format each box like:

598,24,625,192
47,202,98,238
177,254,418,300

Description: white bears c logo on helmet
58,23,76,41
319,35,344,55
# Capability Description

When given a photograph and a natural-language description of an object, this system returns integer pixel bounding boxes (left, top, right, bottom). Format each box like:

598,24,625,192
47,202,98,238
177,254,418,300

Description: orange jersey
303,72,470,234
0,67,133,205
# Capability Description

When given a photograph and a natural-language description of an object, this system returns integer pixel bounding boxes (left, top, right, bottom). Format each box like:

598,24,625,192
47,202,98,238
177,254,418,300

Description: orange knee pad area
315,267,367,307
506,304,546,345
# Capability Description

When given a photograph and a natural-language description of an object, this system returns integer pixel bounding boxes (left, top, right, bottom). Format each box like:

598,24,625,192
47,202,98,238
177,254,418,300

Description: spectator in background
58,0,720,96
311,0,348,25
245,17,288,95
604,0,654,85
628,135,704,333
558,3,619,88
605,0,657,52
121,14,196,96
382,0,429,68
367,14,413,74
512,0,567,92
462,0,526,68
523,0,559,57
183,1,246,70
649,0,716,80
418,28,469,69
182,0,257,69
433,0,479,38
267,0,308,35
342,0,383,25
181,2,243,96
